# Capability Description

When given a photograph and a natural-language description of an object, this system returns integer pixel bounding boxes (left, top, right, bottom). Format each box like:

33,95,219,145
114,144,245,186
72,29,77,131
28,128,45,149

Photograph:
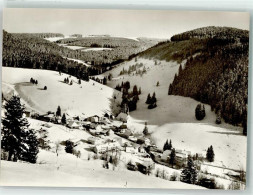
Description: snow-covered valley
1,58,247,189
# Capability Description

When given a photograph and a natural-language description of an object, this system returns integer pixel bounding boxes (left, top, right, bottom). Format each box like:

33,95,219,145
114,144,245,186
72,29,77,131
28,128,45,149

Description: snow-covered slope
99,57,247,171
2,67,121,117
0,157,204,189
0,118,204,189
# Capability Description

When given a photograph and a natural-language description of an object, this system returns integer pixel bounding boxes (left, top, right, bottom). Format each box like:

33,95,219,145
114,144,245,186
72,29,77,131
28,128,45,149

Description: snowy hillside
2,67,121,117
99,57,247,171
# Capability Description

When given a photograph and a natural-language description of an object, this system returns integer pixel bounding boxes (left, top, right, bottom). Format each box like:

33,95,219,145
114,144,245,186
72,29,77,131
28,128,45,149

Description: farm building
116,112,128,122
67,121,80,129
125,146,138,154
93,142,121,154
87,136,104,145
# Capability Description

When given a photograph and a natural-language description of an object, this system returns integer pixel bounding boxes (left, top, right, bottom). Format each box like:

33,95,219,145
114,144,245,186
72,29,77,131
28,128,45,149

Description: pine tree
138,87,141,95
163,139,169,151
168,84,173,95
133,85,138,96
168,139,172,150
20,129,39,163
195,104,205,120
65,140,74,154
44,86,47,90
169,148,176,167
206,145,215,162
61,113,66,124
151,92,157,104
78,79,81,84
103,77,107,85
143,122,149,136
202,105,206,118
56,106,61,117
2,96,30,161
180,157,197,184
156,81,159,86
146,93,151,104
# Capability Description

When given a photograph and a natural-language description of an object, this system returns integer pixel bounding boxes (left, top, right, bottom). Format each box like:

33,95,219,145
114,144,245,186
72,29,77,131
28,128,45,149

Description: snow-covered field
64,57,90,66
100,57,247,171
2,67,121,117
82,48,113,52
58,44,86,50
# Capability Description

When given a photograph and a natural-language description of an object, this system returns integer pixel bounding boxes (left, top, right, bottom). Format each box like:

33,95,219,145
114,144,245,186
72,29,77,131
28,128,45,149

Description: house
67,121,80,129
117,129,132,139
101,117,111,124
125,146,138,154
138,145,146,153
112,137,128,147
144,138,151,146
24,110,31,117
161,149,189,166
120,124,127,129
42,123,52,128
87,136,103,145
116,112,128,122
129,136,137,142
86,115,100,123
93,142,121,154
161,150,172,161
44,113,55,122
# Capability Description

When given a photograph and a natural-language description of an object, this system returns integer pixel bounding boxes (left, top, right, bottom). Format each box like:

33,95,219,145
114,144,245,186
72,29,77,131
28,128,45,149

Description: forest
56,36,161,65
2,31,160,75
141,27,249,134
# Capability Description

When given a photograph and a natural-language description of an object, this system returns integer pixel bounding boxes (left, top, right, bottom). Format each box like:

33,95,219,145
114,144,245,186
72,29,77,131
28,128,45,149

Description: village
24,104,209,176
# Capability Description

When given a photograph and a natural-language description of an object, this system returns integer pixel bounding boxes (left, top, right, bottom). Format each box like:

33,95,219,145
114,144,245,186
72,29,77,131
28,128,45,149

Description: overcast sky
3,8,250,38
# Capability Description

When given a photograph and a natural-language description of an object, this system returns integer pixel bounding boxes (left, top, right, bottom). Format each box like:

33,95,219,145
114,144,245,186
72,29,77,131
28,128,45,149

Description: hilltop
2,67,121,117
138,26,249,133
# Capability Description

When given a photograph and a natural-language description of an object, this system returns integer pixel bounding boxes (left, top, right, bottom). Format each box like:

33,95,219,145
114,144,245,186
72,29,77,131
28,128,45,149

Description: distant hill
14,33,64,39
2,30,92,79
139,26,249,134
2,30,161,75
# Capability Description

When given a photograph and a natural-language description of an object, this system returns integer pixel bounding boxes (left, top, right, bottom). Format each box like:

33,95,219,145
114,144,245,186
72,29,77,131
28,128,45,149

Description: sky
3,8,250,39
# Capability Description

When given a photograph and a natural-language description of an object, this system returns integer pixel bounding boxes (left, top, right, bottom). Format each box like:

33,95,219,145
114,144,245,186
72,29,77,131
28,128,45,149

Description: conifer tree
20,129,39,163
61,113,66,124
1,95,36,162
163,139,169,151
206,145,215,162
168,139,172,150
103,77,107,85
151,92,157,104
146,93,151,104
168,84,173,95
133,85,138,96
65,140,74,154
195,104,205,120
169,148,176,167
180,157,197,184
56,106,61,117
143,122,149,136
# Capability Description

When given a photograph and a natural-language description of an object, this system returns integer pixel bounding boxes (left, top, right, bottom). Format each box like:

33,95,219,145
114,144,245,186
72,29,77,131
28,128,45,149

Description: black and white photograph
0,8,250,190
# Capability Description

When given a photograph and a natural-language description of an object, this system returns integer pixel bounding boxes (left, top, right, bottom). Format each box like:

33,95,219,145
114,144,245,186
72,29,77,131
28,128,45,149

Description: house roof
68,121,79,127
